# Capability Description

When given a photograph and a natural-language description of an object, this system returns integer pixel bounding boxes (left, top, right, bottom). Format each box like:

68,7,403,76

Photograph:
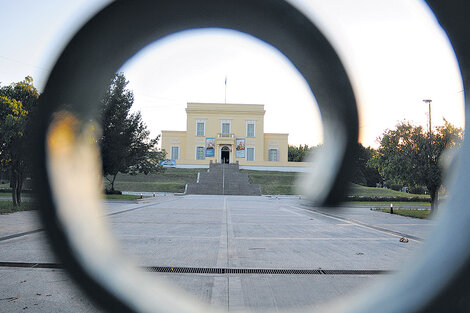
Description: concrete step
185,162,261,196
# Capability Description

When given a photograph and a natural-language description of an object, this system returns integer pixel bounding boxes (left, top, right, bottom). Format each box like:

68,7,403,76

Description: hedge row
0,189,34,194
347,196,431,202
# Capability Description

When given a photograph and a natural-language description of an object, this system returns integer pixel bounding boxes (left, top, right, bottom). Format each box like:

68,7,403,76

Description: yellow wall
161,102,301,167
264,133,289,163
160,130,186,161
186,103,265,165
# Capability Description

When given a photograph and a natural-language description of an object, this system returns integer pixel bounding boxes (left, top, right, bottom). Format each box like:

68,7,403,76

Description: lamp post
423,99,432,134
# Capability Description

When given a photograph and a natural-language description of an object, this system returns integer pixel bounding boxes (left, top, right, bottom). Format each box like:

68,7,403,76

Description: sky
0,0,465,148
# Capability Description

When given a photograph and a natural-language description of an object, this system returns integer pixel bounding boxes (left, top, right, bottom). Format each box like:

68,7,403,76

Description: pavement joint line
106,198,181,216
109,235,222,238
110,222,223,225
224,197,230,310
232,237,398,240
287,204,424,242
375,224,432,226
0,198,182,242
0,229,44,242
0,262,61,269
0,262,391,275
225,197,229,268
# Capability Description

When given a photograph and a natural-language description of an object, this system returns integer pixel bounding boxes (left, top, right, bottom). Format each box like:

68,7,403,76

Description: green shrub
390,184,402,191
105,189,122,195
409,186,426,195
0,201,35,214
104,194,141,200
348,196,430,202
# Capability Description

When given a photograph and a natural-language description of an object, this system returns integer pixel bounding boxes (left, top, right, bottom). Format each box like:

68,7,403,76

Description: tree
288,144,319,162
371,120,463,213
0,76,39,206
350,143,382,187
99,73,165,192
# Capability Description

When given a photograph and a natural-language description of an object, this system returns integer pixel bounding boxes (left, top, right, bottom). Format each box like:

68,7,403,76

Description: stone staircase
185,161,261,196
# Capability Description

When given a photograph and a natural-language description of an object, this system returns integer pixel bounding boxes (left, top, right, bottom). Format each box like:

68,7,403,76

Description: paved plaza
0,195,435,312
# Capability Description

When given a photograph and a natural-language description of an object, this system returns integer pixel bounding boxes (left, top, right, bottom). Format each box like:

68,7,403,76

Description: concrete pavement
0,195,435,312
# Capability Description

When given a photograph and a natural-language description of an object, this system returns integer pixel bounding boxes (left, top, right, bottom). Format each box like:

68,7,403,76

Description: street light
423,99,432,134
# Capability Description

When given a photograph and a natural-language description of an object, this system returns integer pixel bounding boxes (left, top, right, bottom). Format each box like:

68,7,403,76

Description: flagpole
224,76,227,104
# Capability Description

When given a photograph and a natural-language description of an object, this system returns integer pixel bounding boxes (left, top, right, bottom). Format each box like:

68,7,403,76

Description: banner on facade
160,160,176,167
206,138,215,157
236,138,245,158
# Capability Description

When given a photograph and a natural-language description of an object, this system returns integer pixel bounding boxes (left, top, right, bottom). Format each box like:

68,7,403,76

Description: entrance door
221,146,230,164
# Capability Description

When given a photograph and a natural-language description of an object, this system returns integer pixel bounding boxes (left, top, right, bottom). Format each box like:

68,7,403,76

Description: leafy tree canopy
0,76,39,205
99,73,165,192
288,144,319,162
350,143,382,187
370,119,463,212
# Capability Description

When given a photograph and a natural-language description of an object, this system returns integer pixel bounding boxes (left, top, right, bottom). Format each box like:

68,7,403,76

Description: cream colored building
161,102,304,169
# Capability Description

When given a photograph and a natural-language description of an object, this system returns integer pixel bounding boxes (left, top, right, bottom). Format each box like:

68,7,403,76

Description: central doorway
221,146,230,164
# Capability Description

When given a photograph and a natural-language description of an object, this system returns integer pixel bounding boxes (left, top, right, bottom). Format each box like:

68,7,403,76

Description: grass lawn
113,182,187,193
259,184,294,195
103,194,143,200
372,208,431,219
242,170,297,195
0,200,35,214
111,168,198,193
113,168,199,183
109,168,432,199
348,184,429,198
348,201,430,206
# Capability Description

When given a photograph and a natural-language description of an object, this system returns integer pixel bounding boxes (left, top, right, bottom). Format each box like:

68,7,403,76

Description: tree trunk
12,185,18,206
11,174,19,206
111,173,118,192
16,180,22,205
10,170,24,207
430,188,439,215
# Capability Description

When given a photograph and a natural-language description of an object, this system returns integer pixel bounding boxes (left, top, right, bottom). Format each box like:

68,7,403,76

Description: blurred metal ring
32,0,470,312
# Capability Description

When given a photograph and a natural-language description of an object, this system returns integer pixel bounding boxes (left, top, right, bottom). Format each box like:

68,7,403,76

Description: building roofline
187,102,264,106
186,102,265,115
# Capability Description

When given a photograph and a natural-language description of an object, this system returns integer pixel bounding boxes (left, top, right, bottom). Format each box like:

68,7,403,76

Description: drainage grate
146,267,226,274
0,262,62,269
0,262,390,275
143,266,388,275
320,269,387,275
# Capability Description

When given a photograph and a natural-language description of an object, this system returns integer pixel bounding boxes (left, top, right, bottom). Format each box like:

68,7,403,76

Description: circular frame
32,0,470,312
36,0,470,312
34,0,358,311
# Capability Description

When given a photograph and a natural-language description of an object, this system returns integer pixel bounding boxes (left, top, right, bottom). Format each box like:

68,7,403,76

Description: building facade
161,103,294,167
